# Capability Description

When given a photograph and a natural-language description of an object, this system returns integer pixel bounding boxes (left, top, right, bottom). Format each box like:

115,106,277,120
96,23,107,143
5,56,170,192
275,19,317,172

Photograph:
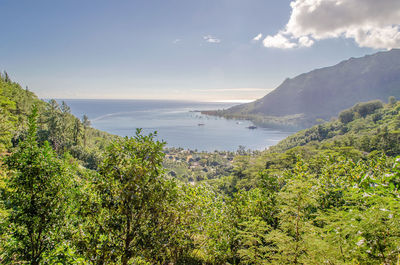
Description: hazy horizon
48,97,256,104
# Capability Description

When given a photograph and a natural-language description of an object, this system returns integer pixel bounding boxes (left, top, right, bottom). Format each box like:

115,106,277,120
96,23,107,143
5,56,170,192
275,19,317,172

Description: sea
60,99,293,152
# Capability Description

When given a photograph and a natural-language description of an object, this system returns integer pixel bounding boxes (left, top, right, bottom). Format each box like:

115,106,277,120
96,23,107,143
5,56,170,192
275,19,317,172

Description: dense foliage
269,98,400,156
1,74,400,264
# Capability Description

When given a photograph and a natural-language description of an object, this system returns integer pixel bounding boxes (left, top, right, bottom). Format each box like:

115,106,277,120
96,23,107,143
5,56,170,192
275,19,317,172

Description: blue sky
1,0,398,101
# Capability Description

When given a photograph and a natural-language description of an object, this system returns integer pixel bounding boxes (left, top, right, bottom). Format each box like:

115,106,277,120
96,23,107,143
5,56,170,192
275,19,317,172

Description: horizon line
43,97,256,103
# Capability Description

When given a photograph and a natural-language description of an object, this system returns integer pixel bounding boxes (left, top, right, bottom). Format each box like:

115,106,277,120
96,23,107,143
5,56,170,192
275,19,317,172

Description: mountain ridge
206,49,400,129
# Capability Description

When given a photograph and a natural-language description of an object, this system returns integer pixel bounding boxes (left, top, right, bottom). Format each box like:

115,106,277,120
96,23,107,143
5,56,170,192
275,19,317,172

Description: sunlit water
60,99,293,151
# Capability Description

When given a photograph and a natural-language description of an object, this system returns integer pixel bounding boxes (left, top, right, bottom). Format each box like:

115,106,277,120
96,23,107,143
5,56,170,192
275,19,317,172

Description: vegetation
1,73,400,264
163,148,238,183
269,98,400,155
201,110,306,130
2,107,70,265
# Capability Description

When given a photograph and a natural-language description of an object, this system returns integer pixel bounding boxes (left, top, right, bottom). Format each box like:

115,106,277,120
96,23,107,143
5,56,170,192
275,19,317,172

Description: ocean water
60,99,293,152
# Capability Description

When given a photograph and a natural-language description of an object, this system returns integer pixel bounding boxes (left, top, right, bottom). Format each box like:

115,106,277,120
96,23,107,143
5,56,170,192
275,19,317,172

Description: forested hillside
269,99,400,154
0,72,118,168
206,49,400,129
1,73,400,264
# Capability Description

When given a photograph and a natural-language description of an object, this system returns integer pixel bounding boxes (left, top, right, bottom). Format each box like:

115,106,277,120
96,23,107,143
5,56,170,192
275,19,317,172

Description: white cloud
264,0,400,49
253,33,263,41
173,39,181,44
298,36,314,47
346,25,400,49
263,31,297,49
203,35,221,43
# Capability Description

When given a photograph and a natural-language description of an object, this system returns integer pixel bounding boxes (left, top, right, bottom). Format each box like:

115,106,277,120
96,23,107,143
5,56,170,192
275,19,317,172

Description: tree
338,109,354,124
95,129,172,264
0,83,16,151
3,71,10,83
353,100,383,118
61,100,71,114
2,106,69,264
235,216,271,264
320,156,400,264
45,99,63,151
271,159,318,264
231,186,279,264
59,101,74,148
388,96,397,105
72,118,83,145
43,100,74,152
82,115,91,148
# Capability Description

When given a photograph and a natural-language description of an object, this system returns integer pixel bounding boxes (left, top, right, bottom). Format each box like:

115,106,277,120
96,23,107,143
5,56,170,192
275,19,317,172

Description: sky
0,0,399,102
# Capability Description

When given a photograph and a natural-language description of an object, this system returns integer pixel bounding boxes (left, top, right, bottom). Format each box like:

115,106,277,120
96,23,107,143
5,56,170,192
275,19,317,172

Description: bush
339,109,354,124
389,96,397,105
353,100,383,118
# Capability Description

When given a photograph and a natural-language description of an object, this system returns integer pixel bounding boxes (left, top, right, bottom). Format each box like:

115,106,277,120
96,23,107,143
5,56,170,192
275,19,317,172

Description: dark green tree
338,109,354,124
95,129,172,264
82,115,91,148
2,106,69,265
353,100,383,118
0,85,16,151
388,96,397,105
45,99,63,151
72,118,83,145
3,71,10,83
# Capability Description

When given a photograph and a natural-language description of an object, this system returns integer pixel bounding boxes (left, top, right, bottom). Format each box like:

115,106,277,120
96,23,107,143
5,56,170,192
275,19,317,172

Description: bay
60,99,293,152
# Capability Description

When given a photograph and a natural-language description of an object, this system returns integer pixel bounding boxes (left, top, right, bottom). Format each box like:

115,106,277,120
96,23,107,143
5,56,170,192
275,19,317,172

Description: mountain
207,49,400,129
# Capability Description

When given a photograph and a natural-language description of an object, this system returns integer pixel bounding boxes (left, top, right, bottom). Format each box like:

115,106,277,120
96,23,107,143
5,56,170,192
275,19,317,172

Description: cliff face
224,49,400,122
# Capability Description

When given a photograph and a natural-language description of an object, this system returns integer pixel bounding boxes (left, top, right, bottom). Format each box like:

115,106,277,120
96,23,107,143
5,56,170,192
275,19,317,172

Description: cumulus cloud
263,0,400,49
204,35,221,43
253,33,263,41
298,36,314,47
263,31,297,49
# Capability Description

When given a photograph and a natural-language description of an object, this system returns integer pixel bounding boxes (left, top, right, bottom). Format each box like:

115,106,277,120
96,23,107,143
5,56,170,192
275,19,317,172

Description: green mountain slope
268,99,400,155
0,72,117,168
210,49,400,129
208,100,400,200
